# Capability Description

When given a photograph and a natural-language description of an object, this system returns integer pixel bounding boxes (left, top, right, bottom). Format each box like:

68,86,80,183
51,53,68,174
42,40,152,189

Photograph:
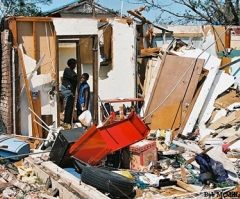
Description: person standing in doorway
60,58,77,129
76,73,90,118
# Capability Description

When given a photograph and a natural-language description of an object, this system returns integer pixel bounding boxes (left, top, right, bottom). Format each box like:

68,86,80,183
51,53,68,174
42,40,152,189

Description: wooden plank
18,46,39,137
212,26,226,53
172,33,203,38
8,18,18,48
103,25,112,60
143,59,153,97
32,91,42,138
208,111,236,130
13,16,52,22
225,28,231,48
214,89,240,109
180,165,187,183
101,98,144,103
93,36,99,125
127,10,147,23
184,146,214,164
177,180,202,193
223,133,240,144
140,47,161,54
221,57,231,74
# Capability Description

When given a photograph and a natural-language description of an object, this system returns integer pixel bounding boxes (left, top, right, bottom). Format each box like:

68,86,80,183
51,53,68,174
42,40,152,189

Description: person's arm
83,87,90,110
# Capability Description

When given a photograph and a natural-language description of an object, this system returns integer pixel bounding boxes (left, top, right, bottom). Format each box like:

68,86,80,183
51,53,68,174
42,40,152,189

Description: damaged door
144,54,204,132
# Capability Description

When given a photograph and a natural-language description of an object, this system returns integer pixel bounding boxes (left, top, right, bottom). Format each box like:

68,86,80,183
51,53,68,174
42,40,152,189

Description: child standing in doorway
76,73,90,118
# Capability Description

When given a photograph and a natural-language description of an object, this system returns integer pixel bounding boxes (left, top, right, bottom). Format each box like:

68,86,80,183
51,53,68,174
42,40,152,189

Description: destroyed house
0,10,133,136
0,2,240,199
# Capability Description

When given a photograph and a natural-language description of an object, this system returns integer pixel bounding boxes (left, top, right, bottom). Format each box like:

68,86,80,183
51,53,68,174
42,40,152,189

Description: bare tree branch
126,0,240,25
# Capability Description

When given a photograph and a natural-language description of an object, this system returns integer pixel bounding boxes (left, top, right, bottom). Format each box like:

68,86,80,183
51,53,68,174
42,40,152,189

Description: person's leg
76,102,83,118
64,95,74,124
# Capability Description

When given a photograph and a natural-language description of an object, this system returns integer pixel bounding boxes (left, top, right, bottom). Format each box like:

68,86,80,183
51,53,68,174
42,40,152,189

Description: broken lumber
176,180,202,193
180,165,187,183
184,146,214,164
140,47,162,55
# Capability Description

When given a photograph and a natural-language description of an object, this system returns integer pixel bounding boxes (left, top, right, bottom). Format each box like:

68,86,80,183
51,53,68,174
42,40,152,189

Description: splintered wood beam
8,19,18,48
140,47,162,54
127,10,148,23
12,17,52,22
184,146,214,164
18,46,39,138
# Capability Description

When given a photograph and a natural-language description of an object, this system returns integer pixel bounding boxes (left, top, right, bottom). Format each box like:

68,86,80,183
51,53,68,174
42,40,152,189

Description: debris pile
0,158,59,199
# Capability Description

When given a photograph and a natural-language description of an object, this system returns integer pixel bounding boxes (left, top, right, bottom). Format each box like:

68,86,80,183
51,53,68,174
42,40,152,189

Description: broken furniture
0,135,30,161
69,111,150,165
49,128,86,167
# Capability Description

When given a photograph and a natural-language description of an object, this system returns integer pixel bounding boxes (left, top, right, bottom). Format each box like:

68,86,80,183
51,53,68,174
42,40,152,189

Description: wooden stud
93,36,99,125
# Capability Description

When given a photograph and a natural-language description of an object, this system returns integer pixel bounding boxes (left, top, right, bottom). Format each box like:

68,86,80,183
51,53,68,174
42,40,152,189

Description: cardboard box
129,140,157,171
129,140,156,153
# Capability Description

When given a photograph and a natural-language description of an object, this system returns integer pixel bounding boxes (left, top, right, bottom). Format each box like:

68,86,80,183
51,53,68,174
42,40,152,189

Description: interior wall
17,20,57,136
59,46,76,85
98,19,137,110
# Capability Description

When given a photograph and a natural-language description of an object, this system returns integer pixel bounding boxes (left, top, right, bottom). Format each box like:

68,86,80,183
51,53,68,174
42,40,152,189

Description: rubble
0,2,240,199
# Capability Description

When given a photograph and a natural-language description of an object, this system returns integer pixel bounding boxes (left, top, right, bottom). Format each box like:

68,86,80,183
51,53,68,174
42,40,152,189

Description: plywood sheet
144,54,204,130
17,21,57,79
103,25,112,60
150,101,182,130
36,22,56,77
214,89,240,109
17,22,35,59
80,37,93,64
208,111,236,130
143,59,156,97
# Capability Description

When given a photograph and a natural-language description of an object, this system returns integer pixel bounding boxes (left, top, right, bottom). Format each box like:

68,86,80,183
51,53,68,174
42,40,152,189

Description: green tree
3,0,52,17
126,0,240,25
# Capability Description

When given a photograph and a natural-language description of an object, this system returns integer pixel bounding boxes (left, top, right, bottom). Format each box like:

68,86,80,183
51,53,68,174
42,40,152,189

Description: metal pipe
98,95,110,116
11,134,48,141
34,119,50,133
28,107,49,129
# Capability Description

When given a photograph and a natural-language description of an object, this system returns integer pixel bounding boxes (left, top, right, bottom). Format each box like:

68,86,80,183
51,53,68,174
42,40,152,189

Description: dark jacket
62,67,77,93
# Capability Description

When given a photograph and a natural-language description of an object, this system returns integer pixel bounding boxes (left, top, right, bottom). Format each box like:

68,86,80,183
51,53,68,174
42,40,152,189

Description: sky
39,0,157,21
